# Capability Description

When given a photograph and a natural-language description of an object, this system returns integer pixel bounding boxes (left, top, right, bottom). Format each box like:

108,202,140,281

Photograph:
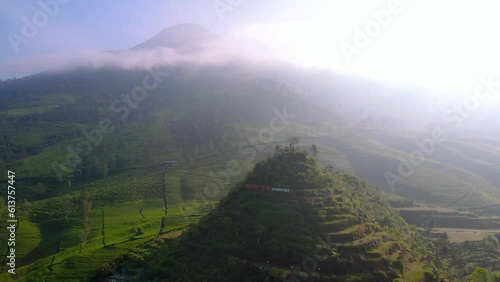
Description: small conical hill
139,147,435,281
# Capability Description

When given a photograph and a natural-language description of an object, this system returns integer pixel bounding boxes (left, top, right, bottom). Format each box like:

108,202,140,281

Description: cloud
0,47,215,78
0,32,300,79
2,9,500,100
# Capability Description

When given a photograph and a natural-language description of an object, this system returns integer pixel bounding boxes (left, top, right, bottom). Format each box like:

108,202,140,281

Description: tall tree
309,144,318,157
161,171,168,216
79,192,92,253
287,136,300,148
158,216,166,237
424,218,435,239
137,199,145,219
60,194,72,224
0,196,4,218
158,171,168,236
101,207,106,248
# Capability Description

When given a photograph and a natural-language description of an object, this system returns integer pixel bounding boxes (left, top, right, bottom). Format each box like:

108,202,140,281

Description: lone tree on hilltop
287,136,300,148
309,144,318,157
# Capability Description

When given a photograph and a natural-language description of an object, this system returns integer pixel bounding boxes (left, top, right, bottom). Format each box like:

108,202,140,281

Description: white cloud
2,0,500,99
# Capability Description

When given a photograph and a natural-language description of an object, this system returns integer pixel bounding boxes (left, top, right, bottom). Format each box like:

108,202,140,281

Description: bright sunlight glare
228,0,500,97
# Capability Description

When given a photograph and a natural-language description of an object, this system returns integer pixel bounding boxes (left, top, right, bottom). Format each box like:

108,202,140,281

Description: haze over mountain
3,20,500,144
2,21,498,137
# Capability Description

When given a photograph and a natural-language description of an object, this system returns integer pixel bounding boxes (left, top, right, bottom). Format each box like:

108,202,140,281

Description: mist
2,22,500,138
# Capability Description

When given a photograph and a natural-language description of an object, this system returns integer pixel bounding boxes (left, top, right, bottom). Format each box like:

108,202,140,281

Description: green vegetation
1,64,499,281
470,266,500,282
0,196,208,281
429,233,500,280
110,148,438,281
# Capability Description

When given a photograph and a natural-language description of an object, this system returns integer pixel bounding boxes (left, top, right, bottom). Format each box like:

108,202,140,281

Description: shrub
134,227,144,235
264,267,285,279
393,260,405,275
423,270,435,282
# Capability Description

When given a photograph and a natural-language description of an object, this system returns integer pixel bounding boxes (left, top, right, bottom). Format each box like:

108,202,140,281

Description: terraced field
0,151,252,281
300,127,500,210
0,198,208,281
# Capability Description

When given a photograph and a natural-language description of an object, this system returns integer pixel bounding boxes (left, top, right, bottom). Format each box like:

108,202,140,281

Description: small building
271,187,290,193
244,184,289,193
244,184,271,191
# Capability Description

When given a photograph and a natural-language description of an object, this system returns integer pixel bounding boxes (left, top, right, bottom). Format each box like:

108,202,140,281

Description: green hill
116,147,437,281
1,63,500,280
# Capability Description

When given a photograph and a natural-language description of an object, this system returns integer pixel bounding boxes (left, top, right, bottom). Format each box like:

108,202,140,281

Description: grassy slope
2,120,499,280
0,167,215,281
0,200,206,281
304,127,500,209
0,124,293,280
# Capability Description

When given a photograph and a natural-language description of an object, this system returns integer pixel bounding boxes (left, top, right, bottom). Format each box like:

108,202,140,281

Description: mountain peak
131,23,219,52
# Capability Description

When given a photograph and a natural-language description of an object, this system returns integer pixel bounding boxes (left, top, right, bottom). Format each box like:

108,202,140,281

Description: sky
1,0,500,97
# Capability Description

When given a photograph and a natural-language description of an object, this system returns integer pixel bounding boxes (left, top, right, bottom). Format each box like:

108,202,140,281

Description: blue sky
1,1,227,62
1,0,499,96
0,0,327,78
0,0,314,64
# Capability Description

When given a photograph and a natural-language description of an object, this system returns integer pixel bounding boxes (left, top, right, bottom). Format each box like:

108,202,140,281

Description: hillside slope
122,147,437,281
2,63,500,211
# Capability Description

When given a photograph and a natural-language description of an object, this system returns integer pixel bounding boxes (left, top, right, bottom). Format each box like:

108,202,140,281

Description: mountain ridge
130,23,219,52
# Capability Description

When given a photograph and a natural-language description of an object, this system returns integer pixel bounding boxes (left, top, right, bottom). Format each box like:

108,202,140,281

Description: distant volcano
130,23,219,53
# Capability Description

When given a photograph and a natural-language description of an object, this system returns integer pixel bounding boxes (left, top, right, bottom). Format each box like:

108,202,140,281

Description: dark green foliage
179,178,195,200
245,146,333,190
133,227,144,236
436,233,500,279
18,198,31,221
423,270,436,282
471,266,489,282
101,207,106,247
